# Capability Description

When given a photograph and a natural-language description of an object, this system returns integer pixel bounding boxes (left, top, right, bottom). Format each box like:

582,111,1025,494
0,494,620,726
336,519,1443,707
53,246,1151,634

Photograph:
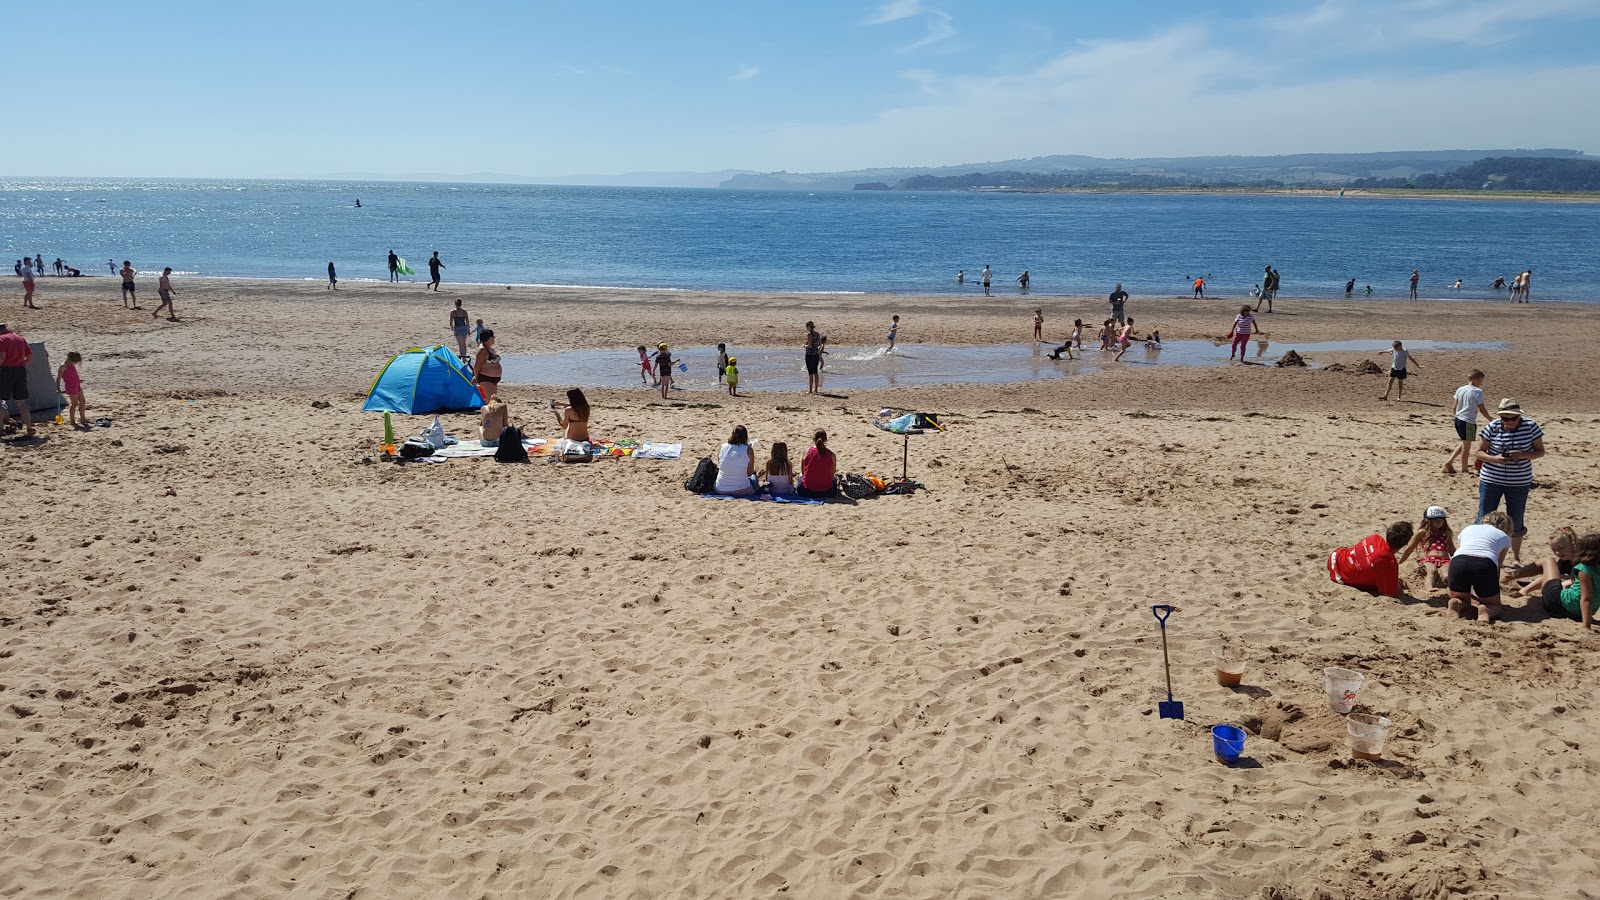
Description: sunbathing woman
552,388,591,443
480,396,511,446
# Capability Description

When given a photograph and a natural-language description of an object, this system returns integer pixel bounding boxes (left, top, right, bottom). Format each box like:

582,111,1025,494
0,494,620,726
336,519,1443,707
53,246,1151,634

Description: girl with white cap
1397,505,1455,592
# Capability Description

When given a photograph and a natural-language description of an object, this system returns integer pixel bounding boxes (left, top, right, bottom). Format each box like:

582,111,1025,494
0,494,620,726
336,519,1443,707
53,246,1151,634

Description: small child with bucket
1396,506,1454,591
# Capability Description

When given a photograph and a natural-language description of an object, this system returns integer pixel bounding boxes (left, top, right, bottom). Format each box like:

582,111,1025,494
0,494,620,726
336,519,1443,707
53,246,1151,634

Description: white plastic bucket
1323,667,1364,714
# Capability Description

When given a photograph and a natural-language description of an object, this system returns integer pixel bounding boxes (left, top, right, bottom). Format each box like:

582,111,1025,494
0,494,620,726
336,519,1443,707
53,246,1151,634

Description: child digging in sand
1397,506,1455,592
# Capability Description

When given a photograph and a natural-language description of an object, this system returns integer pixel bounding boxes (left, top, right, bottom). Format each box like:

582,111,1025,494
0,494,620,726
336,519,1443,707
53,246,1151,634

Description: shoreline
14,271,1591,305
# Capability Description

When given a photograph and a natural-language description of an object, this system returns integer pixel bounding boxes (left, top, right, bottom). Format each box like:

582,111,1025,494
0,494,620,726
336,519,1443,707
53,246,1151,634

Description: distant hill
1350,156,1600,192
719,150,1587,191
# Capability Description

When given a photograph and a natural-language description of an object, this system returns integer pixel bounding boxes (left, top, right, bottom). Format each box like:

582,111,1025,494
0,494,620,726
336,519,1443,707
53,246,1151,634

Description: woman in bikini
473,330,503,401
552,388,590,443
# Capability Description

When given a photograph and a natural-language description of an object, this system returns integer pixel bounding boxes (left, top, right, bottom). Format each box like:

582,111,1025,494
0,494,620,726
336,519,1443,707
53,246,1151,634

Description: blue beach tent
363,346,484,414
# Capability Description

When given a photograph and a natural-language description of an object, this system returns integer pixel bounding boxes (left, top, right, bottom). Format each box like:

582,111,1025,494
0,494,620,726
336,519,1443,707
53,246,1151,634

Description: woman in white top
714,425,757,496
1447,510,1514,623
763,441,795,496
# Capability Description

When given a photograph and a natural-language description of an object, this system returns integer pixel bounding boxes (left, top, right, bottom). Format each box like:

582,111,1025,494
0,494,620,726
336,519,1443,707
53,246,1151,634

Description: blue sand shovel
1152,604,1184,720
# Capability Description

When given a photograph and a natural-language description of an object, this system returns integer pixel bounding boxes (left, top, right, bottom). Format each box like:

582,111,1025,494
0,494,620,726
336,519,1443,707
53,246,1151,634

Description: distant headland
720,150,1599,197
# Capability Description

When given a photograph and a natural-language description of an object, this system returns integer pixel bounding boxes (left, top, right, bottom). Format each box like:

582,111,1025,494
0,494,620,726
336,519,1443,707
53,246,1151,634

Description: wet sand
3,277,1599,899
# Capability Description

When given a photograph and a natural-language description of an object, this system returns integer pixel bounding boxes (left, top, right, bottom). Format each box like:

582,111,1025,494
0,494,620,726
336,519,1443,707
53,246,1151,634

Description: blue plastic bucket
1212,724,1246,763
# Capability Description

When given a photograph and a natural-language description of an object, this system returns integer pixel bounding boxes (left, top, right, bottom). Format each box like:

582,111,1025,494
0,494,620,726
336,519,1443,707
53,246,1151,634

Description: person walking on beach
804,321,823,394
153,267,178,320
1409,269,1420,301
1018,270,1030,293
1108,284,1128,325
427,252,444,291
1445,369,1491,475
0,323,34,438
387,250,399,282
1192,276,1206,299
1255,266,1278,312
887,316,899,351
106,259,116,275
1226,306,1261,361
1032,309,1043,342
20,258,38,309
119,261,140,309
981,265,993,297
1378,340,1419,401
327,261,338,290
450,298,471,358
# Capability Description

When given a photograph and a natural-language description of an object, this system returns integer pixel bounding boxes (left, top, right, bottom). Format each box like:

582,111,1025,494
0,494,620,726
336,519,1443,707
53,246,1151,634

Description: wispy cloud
1266,0,1600,48
866,0,924,25
904,10,956,50
865,0,957,51
732,64,761,82
739,13,1600,170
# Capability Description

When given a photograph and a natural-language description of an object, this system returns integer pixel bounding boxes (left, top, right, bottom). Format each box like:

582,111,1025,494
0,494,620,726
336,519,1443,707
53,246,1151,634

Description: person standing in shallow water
981,265,993,296
804,321,822,394
387,250,399,282
1409,269,1420,301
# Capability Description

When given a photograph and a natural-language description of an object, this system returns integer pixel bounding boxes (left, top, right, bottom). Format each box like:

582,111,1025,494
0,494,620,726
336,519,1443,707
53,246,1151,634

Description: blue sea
2,178,1596,301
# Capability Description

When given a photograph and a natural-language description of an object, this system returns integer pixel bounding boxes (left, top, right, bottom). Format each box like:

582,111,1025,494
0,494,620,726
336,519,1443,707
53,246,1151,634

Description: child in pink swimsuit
1397,505,1455,591
57,351,87,428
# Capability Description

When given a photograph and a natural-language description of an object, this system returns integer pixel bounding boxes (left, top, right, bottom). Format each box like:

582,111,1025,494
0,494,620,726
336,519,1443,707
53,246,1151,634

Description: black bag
494,426,529,463
398,440,435,459
685,457,718,493
840,473,877,500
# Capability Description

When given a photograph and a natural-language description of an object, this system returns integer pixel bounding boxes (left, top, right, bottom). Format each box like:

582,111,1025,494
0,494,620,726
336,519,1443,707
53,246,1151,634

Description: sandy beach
3,277,1599,899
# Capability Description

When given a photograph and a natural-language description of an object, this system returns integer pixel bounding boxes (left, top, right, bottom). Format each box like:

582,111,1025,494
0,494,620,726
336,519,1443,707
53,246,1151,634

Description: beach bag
419,417,447,450
398,440,435,459
685,457,718,494
840,473,878,500
494,426,529,463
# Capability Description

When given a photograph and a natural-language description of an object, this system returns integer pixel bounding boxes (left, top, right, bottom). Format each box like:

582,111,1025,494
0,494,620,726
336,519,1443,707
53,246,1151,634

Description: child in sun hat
725,356,739,397
1397,505,1455,591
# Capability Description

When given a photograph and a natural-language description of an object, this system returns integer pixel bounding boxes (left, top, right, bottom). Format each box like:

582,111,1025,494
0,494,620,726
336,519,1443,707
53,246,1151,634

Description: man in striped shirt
1473,398,1546,562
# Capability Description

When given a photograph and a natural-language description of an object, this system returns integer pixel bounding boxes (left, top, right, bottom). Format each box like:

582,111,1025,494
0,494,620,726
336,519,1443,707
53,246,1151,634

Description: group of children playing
1044,315,1162,361
1352,505,1597,631
636,342,745,398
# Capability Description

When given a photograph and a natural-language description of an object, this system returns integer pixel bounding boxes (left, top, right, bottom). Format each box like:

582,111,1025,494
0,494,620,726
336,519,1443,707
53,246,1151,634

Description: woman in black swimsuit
473,330,503,401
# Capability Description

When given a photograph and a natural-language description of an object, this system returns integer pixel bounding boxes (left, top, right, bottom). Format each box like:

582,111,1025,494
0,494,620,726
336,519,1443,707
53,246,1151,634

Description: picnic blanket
432,438,680,460
433,438,546,458
699,493,824,506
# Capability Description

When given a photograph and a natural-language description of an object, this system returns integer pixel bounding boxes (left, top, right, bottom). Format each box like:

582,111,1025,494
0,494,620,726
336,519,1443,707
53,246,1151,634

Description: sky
3,0,1599,179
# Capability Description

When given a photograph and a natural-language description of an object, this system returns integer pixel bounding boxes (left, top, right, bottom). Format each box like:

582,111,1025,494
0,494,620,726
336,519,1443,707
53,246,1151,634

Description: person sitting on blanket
480,396,511,446
798,429,838,499
763,442,795,497
714,425,758,496
552,388,591,443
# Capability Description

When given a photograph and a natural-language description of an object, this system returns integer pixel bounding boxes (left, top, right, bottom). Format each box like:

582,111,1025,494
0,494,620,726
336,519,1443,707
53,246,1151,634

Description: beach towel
699,493,824,506
433,438,546,458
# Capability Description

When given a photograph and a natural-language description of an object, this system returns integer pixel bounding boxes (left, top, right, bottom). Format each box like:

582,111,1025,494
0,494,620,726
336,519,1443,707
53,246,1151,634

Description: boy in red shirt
1328,522,1414,597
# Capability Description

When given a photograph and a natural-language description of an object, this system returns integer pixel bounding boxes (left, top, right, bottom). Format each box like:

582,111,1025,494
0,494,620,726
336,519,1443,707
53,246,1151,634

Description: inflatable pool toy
396,258,415,276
